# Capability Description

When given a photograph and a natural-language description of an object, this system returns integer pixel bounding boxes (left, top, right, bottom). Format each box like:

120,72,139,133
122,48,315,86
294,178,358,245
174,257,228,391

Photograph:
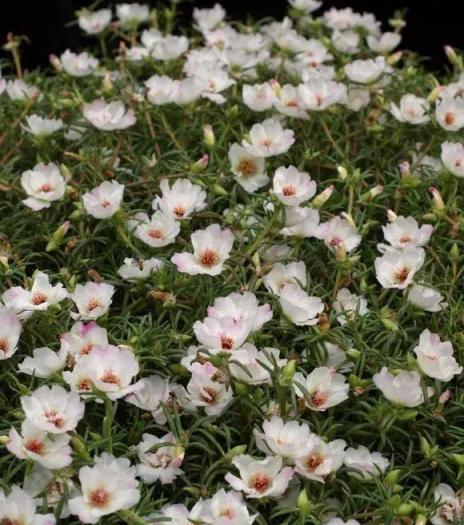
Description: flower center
31,292,48,305
78,378,92,390
90,488,111,507
306,453,324,471
249,472,271,493
25,438,45,455
173,205,186,217
101,371,120,385
38,183,53,193
0,338,9,353
200,386,218,404
44,409,64,428
86,299,103,312
282,185,297,197
260,138,272,148
149,228,164,239
101,199,112,208
445,112,455,126
220,335,234,350
310,390,328,407
238,159,257,176
80,342,94,355
199,248,218,267
394,266,410,284
399,235,411,243
219,508,236,519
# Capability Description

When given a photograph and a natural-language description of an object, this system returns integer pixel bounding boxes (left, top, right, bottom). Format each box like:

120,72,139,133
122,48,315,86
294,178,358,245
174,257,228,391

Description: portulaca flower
118,257,164,280
23,115,63,136
189,489,257,525
125,375,170,424
324,342,354,373
322,7,358,30
242,83,277,111
193,3,226,33
7,419,72,470
21,162,65,210
280,206,320,238
82,180,124,219
148,504,191,525
367,32,401,53
145,74,176,105
390,95,430,124
272,165,317,206
242,118,295,158
319,216,361,254
193,316,251,353
274,84,308,119
60,321,108,360
136,432,184,484
172,224,234,276
413,329,462,382
6,79,39,100
78,9,112,34
21,384,85,434
431,484,464,525
60,50,99,76
375,247,425,289
344,57,386,84
229,344,286,385
2,271,68,318
333,288,368,325
294,367,349,411
263,261,307,295
228,143,268,192
406,284,448,312
207,291,272,332
0,308,22,359
435,96,464,131
116,3,150,24
68,453,140,524
69,282,115,320
127,211,180,248
373,367,429,407
294,436,346,482
225,455,293,499
18,346,66,378
187,362,233,416
153,179,207,219
344,87,370,111
65,344,140,400
441,141,464,177
289,0,322,13
298,79,347,111
332,30,360,54
279,283,324,326
151,35,189,61
0,485,56,525
254,416,314,459
380,215,433,251
344,445,389,479
83,99,136,130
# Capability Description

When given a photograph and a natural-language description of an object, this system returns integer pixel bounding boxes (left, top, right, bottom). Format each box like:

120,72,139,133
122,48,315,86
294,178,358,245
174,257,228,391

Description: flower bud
297,489,312,517
429,187,445,214
282,360,296,383
387,209,398,222
385,469,402,485
0,435,10,445
312,185,334,208
212,184,228,196
49,54,62,72
444,45,462,69
203,124,215,149
397,503,414,516
439,389,451,405
346,348,360,360
337,165,348,180
415,515,427,525
452,454,464,466
450,243,459,260
269,79,282,97
191,154,209,173
428,85,444,103
387,51,402,66
225,445,247,461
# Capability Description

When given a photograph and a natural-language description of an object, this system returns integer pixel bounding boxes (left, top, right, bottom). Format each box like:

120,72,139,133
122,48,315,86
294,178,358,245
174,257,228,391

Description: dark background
0,0,462,73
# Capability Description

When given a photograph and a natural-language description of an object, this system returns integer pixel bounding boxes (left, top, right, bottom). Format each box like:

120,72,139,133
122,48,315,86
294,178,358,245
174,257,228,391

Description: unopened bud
282,360,296,383
428,85,444,103
387,209,398,222
452,454,464,466
297,489,312,517
312,185,334,208
102,72,113,92
429,187,445,213
269,79,281,97
191,154,209,173
337,165,348,180
0,435,10,445
439,389,451,405
203,124,215,149
399,161,410,176
225,445,247,461
450,244,459,260
444,45,462,68
212,184,228,196
387,51,402,66
49,54,62,72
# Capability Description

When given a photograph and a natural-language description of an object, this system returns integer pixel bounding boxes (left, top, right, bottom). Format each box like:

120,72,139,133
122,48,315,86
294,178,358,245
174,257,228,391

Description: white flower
60,50,99,76
294,436,346,482
254,416,314,459
0,485,56,525
413,329,462,382
326,519,360,525
145,75,176,105
332,30,360,54
344,445,389,479
333,288,368,325
7,420,72,469
406,284,448,312
431,484,464,525
60,321,108,360
294,367,349,411
272,165,317,206
64,344,140,400
229,344,286,385
193,3,226,33
274,84,308,119
118,257,164,280
263,261,307,295
193,317,250,353
151,35,189,61
78,9,112,34
289,0,322,13
136,432,184,484
322,7,358,30
228,143,268,192
319,216,361,254
172,224,234,276
128,211,180,248
367,32,401,53
18,347,66,378
344,87,370,111
82,180,124,219
298,79,347,111
189,489,257,525
125,375,171,423
262,243,292,262
324,342,353,373
242,118,295,158
380,215,433,251
225,455,293,498
435,97,464,131
23,115,63,136
187,362,233,416
6,79,39,100
390,95,430,124
375,247,425,289
149,504,191,525
0,308,22,359
280,206,321,238
242,83,277,111
21,162,65,210
69,282,115,320
68,453,140,524
21,384,85,434
344,57,386,84
441,141,464,177
116,3,150,24
2,271,68,318
154,179,206,219
83,99,136,130
279,283,324,326
373,367,429,407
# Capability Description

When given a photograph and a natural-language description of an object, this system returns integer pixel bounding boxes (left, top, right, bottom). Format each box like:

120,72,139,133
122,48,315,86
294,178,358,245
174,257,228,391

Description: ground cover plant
1,1,464,524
